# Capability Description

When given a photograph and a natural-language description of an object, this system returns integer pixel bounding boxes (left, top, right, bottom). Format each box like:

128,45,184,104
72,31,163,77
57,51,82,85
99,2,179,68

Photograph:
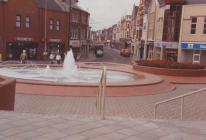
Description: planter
133,64,206,77
0,76,16,111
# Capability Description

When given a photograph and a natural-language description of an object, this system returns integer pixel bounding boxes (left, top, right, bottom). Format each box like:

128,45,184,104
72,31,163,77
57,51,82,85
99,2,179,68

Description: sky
79,0,139,31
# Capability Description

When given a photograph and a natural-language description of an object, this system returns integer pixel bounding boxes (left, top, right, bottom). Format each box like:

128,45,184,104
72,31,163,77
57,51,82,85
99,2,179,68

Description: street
80,46,132,64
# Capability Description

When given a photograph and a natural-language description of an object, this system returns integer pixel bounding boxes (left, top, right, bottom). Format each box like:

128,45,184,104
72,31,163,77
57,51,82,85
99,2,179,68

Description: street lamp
43,0,48,56
68,0,72,51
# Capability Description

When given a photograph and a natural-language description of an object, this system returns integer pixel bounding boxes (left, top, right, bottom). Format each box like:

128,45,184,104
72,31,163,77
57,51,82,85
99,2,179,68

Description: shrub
136,60,205,69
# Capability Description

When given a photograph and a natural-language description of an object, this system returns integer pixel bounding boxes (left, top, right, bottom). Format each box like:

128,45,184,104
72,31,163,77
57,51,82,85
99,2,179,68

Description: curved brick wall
0,77,16,111
133,64,206,77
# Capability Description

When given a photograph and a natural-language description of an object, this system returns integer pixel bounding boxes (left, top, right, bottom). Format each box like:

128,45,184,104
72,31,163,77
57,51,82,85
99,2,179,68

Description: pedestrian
49,53,55,64
20,50,27,64
56,53,61,64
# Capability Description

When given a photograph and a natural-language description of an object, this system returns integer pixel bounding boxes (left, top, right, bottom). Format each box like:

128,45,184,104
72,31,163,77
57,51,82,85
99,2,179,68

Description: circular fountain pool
0,66,138,83
0,63,175,97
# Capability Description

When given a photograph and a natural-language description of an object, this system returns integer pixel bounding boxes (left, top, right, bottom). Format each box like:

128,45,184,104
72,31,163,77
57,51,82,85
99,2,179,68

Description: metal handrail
154,87,206,120
96,66,107,120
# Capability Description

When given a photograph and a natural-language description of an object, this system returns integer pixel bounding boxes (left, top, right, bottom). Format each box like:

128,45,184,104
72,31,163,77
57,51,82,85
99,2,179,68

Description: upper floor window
203,17,206,34
49,19,54,30
25,16,31,28
56,20,60,31
16,15,21,28
81,15,87,24
190,17,197,34
72,12,79,23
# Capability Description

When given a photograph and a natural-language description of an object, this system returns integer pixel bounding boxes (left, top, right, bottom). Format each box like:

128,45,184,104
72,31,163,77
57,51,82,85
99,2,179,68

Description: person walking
20,50,27,64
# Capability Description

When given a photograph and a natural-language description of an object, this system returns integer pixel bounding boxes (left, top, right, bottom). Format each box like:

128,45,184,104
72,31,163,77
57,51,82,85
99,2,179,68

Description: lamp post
68,0,72,51
43,0,48,56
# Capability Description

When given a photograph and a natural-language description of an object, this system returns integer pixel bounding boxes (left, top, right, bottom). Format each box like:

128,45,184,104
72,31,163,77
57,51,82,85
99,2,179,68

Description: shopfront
70,40,80,60
181,42,206,65
47,39,65,55
155,42,178,61
6,37,38,60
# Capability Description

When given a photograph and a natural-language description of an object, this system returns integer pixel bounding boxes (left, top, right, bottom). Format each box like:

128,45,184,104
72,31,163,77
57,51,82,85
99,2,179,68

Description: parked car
120,48,131,57
95,44,104,57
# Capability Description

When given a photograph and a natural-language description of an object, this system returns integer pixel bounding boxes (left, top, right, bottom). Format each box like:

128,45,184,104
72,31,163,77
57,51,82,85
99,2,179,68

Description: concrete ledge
0,76,16,111
133,64,206,77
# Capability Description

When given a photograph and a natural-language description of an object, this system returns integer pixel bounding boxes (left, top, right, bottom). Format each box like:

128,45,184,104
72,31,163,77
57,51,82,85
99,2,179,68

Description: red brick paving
160,75,206,84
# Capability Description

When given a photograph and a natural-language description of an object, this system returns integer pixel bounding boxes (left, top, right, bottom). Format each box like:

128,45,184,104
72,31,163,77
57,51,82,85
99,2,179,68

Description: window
81,28,86,39
203,17,206,34
56,20,60,31
190,17,197,34
16,15,21,28
25,16,30,28
81,15,87,24
49,19,54,30
71,28,79,39
72,12,79,23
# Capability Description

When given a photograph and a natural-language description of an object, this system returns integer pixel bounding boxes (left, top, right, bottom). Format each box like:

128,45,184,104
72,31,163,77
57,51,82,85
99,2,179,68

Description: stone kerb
0,76,16,111
133,64,206,77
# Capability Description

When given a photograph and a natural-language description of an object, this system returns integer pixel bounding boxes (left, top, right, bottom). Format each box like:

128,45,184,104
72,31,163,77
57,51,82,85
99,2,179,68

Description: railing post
101,67,106,120
181,97,184,121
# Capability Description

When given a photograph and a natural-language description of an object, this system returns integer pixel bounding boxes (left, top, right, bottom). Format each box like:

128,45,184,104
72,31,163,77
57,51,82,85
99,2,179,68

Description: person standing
20,50,27,64
56,52,61,64
49,53,55,64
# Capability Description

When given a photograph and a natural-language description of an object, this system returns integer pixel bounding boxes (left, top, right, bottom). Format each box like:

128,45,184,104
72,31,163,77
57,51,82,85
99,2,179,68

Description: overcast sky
79,0,139,31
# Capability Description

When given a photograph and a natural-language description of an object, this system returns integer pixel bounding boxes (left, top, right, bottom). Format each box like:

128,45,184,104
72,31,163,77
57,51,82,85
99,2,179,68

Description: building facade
70,5,90,59
154,0,184,62
179,3,206,65
0,0,89,61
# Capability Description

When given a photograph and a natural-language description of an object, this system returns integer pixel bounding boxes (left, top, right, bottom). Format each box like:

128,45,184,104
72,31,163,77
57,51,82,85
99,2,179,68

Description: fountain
0,50,174,96
63,50,77,76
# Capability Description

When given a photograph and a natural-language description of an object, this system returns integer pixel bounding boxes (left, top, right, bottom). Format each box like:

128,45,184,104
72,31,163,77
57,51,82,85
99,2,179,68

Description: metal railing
154,88,206,120
96,66,107,120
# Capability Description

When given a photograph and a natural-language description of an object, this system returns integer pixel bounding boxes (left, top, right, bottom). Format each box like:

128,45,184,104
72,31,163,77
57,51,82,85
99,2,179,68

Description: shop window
56,20,60,31
203,17,206,34
25,16,30,28
49,19,54,30
190,17,197,34
16,15,21,28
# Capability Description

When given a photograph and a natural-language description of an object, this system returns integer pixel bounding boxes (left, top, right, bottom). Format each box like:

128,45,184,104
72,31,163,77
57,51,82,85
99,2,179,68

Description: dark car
95,45,104,57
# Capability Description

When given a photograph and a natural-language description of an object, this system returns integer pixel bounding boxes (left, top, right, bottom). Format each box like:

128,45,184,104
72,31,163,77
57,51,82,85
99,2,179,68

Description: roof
35,0,89,14
35,0,63,12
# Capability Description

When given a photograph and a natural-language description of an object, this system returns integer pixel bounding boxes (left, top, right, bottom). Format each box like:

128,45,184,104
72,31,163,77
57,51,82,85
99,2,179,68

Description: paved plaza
0,111,206,140
1,48,206,139
15,84,206,120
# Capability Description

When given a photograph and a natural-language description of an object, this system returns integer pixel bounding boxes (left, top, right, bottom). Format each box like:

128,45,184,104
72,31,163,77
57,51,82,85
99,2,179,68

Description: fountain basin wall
133,64,206,77
0,76,16,110
0,63,175,97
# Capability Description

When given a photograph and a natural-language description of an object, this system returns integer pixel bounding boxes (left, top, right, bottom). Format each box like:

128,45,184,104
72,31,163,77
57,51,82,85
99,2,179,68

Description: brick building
0,0,89,61
69,4,90,59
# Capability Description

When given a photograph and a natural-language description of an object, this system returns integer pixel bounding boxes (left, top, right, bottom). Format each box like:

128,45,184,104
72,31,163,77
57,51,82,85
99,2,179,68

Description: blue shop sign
181,43,206,50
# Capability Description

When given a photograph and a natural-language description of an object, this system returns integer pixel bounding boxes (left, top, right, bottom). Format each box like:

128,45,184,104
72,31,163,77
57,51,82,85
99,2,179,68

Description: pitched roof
35,0,63,11
35,0,89,14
